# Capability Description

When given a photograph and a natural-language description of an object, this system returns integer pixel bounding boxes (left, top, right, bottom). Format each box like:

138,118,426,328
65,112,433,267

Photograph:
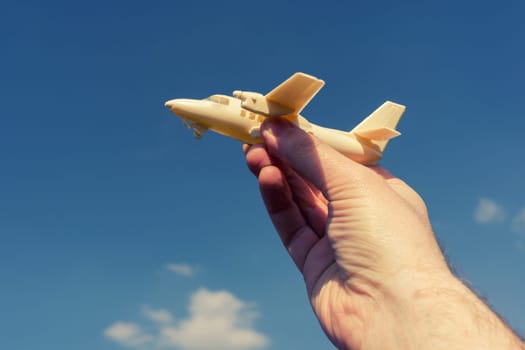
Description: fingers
281,167,328,237
244,144,271,176
260,118,369,201
246,144,328,237
245,144,332,273
256,161,321,272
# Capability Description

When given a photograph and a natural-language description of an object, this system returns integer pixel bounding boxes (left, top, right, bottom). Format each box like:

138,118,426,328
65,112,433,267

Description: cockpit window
206,95,230,105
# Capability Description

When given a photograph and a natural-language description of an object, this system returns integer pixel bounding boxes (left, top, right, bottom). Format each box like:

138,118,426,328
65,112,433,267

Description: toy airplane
165,72,405,164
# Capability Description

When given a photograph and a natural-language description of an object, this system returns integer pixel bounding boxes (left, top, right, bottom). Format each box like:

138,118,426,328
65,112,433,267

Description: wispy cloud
143,306,174,325
105,289,268,350
474,198,506,224
473,199,525,251
104,322,153,348
165,263,195,277
511,208,525,237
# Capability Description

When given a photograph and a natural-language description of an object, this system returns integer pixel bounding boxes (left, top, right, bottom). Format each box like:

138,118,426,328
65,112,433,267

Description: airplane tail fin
350,101,406,153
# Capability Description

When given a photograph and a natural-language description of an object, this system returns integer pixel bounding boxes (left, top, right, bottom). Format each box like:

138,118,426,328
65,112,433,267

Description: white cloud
511,208,525,237
143,306,174,325
160,289,268,350
474,198,505,224
166,263,194,277
104,322,153,348
104,289,268,350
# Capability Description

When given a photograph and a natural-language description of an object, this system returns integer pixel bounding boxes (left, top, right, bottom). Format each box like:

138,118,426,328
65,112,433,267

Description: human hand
244,118,524,350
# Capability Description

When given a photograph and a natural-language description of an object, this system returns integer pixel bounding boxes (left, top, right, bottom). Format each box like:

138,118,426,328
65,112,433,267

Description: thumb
261,118,449,288
261,118,373,201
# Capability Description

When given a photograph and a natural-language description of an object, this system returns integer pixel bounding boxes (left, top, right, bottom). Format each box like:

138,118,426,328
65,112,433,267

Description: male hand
245,118,524,350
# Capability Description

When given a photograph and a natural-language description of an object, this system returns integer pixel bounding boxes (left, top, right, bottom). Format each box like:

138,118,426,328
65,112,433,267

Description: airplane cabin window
206,95,229,105
240,110,246,117
249,113,255,120
257,115,264,122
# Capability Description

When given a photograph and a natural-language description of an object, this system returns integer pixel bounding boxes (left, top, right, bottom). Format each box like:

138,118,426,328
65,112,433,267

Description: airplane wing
265,72,325,115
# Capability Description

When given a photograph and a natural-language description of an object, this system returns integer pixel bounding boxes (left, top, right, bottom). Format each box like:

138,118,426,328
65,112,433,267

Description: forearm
408,276,524,350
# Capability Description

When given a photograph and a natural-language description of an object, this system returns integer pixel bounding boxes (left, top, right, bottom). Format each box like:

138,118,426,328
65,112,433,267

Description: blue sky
1,0,524,349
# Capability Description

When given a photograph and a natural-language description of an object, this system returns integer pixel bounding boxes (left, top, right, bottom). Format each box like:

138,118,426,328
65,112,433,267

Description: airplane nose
164,98,193,116
165,99,181,112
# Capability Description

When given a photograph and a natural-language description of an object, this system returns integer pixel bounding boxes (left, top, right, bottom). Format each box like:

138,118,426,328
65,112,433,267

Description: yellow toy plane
165,72,405,164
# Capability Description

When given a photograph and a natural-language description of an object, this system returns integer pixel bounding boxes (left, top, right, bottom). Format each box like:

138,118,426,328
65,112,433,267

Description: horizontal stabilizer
350,101,406,154
354,127,400,141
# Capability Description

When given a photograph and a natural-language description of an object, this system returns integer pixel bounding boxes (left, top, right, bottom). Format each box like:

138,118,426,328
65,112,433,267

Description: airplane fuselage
167,95,382,164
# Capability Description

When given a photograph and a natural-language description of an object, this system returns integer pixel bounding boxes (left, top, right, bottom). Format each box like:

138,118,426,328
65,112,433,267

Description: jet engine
232,90,293,117
232,90,264,104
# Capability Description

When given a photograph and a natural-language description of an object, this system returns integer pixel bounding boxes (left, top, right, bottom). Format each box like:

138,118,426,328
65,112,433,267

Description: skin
244,118,524,350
